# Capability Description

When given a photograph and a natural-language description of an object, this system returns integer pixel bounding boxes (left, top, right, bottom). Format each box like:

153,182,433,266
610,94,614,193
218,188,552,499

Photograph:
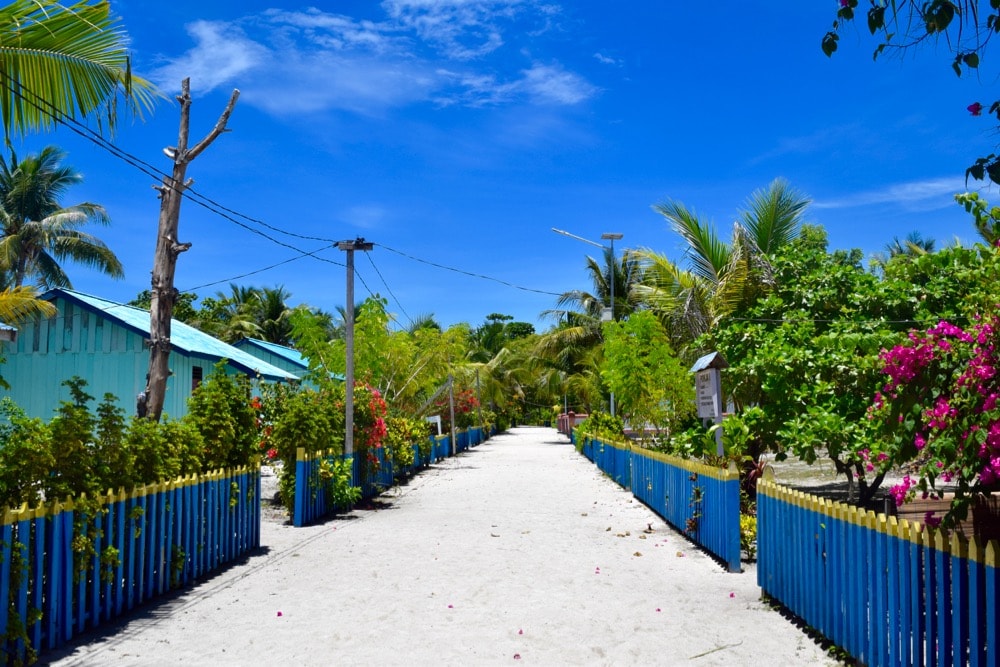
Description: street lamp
552,227,624,417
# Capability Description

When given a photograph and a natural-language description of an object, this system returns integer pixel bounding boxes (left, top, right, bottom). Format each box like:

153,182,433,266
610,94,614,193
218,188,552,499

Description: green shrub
266,386,344,514
577,412,625,443
185,362,256,471
0,399,54,507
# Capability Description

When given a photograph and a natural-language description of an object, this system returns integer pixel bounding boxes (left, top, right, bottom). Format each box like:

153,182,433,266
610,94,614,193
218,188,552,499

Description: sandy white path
45,427,835,666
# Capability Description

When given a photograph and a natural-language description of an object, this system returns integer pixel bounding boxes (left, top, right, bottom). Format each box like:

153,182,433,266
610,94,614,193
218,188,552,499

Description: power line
366,251,413,328
0,79,345,259
377,243,562,297
182,243,339,292
2,80,561,305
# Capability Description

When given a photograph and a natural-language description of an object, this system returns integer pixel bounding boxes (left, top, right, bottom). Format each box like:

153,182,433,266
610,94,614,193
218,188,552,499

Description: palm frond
0,0,160,138
652,199,731,285
0,284,54,321
738,178,809,256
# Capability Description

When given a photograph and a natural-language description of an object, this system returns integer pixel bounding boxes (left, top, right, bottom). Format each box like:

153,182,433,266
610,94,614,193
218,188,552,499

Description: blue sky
16,1,994,330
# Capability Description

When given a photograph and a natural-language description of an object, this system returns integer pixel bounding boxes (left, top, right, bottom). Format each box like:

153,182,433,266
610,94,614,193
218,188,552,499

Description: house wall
232,343,306,379
0,297,235,420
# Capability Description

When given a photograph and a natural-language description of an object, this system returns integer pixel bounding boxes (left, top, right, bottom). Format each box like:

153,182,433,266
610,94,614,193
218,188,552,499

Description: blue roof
46,289,298,382
234,338,308,370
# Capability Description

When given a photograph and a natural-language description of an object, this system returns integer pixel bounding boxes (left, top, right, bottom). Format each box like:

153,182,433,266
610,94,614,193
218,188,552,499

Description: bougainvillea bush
871,314,1000,527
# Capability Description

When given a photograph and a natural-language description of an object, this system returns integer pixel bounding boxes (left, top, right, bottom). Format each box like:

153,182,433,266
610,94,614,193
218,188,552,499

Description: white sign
695,369,720,419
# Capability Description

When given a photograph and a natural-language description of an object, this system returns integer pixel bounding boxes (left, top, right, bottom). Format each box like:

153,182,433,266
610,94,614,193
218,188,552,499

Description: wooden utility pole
336,237,373,454
143,78,239,421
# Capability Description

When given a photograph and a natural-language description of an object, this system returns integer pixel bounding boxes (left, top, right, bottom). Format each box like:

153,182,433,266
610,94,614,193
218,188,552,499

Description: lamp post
552,227,624,417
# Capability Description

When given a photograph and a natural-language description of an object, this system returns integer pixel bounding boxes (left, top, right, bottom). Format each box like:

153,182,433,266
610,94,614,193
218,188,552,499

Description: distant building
232,338,310,380
0,289,298,420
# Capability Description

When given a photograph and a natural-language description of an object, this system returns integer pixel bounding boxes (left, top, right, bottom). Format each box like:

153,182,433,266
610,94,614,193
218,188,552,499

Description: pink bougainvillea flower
729,592,735,598
969,102,984,116
518,629,524,635
448,604,454,609
276,611,283,617
513,654,521,660
839,0,849,7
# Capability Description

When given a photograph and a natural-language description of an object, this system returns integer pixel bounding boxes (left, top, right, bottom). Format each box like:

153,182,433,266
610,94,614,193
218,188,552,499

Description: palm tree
255,285,293,345
0,145,123,289
886,231,936,257
552,247,639,323
636,178,810,350
407,313,442,334
535,249,639,415
0,1,157,138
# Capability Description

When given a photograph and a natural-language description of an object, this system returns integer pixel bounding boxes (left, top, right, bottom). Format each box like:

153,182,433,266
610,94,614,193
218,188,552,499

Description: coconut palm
0,0,157,138
255,285,293,345
0,146,123,289
636,178,810,350
536,248,640,414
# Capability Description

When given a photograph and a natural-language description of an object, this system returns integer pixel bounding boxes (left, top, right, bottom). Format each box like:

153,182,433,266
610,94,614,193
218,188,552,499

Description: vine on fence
685,473,703,537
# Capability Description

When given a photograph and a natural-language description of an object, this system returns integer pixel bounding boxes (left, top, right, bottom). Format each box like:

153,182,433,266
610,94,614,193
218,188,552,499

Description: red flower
839,0,849,6
968,102,984,116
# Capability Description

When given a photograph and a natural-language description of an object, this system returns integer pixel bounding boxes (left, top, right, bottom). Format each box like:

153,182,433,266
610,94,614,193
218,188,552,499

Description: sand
44,427,836,666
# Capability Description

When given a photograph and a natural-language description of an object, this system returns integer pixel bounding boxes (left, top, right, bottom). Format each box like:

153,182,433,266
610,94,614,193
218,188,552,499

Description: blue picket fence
293,427,492,527
631,447,741,573
758,477,1000,666
575,431,741,572
0,467,260,665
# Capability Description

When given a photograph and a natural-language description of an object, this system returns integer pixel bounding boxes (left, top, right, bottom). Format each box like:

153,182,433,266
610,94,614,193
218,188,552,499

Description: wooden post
144,79,239,421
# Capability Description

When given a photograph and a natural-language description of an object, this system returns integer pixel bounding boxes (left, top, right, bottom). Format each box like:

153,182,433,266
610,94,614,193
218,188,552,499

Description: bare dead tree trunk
144,78,239,421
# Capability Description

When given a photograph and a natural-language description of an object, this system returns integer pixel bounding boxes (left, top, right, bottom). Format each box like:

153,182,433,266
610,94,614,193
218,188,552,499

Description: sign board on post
695,369,721,419
690,352,728,456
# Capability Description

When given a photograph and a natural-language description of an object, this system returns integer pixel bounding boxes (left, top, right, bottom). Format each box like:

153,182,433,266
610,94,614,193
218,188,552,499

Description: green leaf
963,53,980,68
868,6,885,33
967,161,986,183
873,43,887,61
822,32,839,57
953,57,962,77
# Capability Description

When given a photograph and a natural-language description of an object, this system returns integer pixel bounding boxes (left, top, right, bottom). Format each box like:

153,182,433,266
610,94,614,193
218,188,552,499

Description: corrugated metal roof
44,289,298,382
234,338,308,369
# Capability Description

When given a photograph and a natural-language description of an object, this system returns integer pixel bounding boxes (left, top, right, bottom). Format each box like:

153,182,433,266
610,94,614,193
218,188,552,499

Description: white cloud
381,0,524,59
148,3,595,116
813,177,973,212
520,63,596,105
149,21,268,93
593,52,621,66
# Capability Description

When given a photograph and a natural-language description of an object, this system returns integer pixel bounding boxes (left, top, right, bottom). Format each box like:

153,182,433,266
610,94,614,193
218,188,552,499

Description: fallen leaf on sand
633,551,642,557
676,551,685,558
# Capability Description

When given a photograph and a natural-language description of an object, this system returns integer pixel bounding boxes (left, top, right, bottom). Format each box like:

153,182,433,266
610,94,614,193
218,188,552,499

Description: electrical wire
376,243,562,297
366,251,413,328
2,80,558,306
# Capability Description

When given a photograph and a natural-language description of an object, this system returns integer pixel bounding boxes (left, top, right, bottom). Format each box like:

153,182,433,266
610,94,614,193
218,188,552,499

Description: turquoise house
0,289,298,420
232,338,310,380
